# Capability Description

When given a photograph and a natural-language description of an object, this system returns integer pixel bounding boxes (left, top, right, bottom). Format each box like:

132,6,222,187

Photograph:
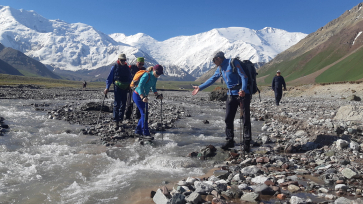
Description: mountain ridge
257,2,363,85
0,5,306,81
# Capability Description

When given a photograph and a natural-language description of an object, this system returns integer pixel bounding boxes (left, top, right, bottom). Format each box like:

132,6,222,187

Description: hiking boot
243,140,251,153
221,140,235,150
114,121,120,127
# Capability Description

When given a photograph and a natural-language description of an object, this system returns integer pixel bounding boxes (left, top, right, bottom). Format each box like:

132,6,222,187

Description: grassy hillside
0,74,223,92
316,46,363,83
0,74,104,88
257,3,363,85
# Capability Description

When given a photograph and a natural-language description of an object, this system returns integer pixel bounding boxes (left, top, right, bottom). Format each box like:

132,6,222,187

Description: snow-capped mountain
0,5,307,80
110,27,307,77
0,5,157,71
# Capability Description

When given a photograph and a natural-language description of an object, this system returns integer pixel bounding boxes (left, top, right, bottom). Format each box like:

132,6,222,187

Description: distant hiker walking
125,57,146,120
192,51,252,152
83,81,87,89
133,65,164,136
272,70,286,106
104,54,132,127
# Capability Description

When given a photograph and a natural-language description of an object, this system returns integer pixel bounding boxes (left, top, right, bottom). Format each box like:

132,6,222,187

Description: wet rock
169,193,185,204
153,188,170,204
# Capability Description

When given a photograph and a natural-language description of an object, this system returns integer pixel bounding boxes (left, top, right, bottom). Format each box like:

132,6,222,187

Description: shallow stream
0,96,263,204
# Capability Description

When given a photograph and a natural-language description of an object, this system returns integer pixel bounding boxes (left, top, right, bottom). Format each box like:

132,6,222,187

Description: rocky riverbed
150,84,363,204
1,83,363,204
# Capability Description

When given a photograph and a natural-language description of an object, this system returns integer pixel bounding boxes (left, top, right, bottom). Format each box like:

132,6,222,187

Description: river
0,93,263,204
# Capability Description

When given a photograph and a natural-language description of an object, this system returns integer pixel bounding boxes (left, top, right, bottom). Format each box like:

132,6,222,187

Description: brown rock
256,157,269,163
211,190,220,198
161,186,170,196
202,195,214,202
212,198,228,204
276,194,287,200
264,180,275,186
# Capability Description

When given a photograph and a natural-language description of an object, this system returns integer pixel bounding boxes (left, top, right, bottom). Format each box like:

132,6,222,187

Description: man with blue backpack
104,54,132,128
192,51,256,152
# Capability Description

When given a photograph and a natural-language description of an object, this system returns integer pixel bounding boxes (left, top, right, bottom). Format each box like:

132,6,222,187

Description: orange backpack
130,70,150,89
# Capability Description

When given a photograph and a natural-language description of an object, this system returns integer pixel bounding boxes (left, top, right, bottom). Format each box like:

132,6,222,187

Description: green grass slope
316,46,363,83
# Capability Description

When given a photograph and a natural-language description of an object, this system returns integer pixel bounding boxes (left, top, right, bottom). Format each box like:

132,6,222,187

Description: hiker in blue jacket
133,65,164,136
272,70,286,106
192,51,252,152
104,54,132,127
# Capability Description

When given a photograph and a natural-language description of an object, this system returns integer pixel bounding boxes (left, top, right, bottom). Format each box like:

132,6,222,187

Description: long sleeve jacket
199,58,249,95
272,75,286,91
135,71,158,96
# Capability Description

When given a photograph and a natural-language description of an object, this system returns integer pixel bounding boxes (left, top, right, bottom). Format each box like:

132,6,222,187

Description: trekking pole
156,94,164,140
144,98,148,138
97,93,107,125
161,98,163,140
239,94,245,157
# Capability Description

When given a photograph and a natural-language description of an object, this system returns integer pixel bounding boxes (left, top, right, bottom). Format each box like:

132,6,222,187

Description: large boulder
334,105,363,121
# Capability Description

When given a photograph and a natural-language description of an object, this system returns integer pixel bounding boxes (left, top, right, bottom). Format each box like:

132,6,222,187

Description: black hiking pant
274,89,282,106
125,89,141,120
225,94,251,143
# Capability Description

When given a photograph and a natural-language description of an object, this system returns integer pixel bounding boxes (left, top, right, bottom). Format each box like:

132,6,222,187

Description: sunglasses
120,59,126,62
138,63,144,65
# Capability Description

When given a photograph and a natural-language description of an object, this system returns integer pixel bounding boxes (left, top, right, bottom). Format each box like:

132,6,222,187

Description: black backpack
222,58,261,100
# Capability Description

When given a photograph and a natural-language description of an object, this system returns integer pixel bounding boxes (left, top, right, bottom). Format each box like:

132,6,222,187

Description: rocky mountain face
258,2,363,85
0,43,60,78
0,5,306,81
0,58,23,75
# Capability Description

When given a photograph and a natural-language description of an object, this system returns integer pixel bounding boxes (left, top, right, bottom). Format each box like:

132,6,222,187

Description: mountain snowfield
110,27,307,77
0,5,307,79
0,5,157,71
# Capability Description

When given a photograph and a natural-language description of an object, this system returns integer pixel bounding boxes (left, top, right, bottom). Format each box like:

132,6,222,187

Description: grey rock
169,193,185,204
240,192,260,202
251,176,268,184
185,192,202,204
341,168,360,179
290,196,306,204
334,197,352,204
241,165,262,175
334,184,348,191
194,181,213,194
336,139,349,149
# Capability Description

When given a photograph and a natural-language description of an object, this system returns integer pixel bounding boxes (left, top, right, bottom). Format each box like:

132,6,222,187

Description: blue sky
0,0,362,41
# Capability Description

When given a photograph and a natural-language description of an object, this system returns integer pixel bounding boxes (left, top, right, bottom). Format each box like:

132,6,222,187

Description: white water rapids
0,96,262,204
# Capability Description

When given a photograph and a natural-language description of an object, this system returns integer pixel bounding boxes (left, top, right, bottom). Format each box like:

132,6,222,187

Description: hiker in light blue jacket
133,65,164,136
192,51,252,152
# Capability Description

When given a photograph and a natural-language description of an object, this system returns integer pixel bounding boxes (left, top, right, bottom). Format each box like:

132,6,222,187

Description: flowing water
0,96,263,204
